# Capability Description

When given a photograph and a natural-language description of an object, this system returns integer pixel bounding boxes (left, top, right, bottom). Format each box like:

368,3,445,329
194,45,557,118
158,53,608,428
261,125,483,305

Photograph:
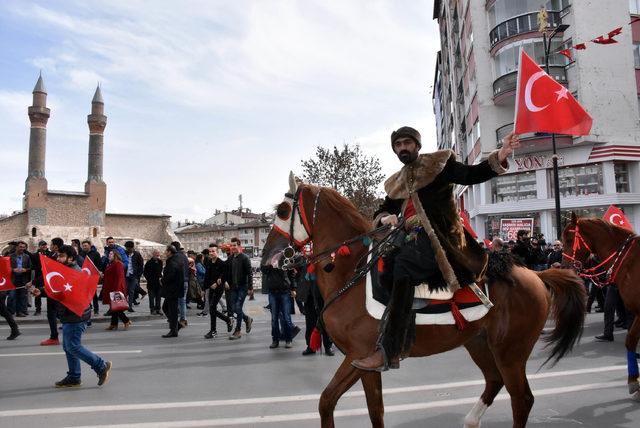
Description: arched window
31,227,37,237
92,227,98,238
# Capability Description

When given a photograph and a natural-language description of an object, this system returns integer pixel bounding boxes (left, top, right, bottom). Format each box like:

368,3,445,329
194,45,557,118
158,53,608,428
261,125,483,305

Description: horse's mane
578,217,634,240
312,185,372,234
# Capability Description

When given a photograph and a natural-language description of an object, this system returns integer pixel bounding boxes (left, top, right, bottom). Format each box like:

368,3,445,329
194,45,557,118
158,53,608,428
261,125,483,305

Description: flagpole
541,13,570,240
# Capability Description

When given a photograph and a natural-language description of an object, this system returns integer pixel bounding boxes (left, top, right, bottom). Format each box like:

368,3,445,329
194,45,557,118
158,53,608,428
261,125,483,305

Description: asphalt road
1,296,639,428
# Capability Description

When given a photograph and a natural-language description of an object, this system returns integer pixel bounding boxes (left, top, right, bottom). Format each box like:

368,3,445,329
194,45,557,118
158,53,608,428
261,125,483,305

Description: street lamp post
541,12,570,240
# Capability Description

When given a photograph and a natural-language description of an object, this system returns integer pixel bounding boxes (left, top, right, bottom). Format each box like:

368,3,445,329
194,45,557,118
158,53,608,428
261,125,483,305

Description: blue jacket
101,245,129,272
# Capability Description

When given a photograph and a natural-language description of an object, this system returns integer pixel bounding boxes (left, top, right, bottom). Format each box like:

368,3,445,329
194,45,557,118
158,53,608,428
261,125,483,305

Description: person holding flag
32,245,112,388
0,256,20,340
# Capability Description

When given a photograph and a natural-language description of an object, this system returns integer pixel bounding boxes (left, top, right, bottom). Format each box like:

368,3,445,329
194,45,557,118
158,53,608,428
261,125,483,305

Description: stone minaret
85,85,107,226
24,73,50,220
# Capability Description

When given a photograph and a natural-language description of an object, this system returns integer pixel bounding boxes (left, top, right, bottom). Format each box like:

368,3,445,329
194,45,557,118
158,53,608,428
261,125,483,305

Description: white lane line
0,365,626,418
67,381,623,428
0,350,142,357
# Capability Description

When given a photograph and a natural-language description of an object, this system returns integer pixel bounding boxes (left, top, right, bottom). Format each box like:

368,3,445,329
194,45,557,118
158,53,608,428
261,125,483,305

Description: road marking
67,381,623,428
0,365,626,418
0,350,142,357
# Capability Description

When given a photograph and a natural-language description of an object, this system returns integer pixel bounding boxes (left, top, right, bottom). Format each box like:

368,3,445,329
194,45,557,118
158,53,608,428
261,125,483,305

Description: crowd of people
487,229,634,342
1,235,334,357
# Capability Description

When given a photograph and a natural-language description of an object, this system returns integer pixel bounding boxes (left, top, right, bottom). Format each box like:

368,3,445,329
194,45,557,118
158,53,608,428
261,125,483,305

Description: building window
31,227,37,237
634,43,640,68
615,162,630,193
494,39,567,78
491,172,537,203
548,164,603,197
92,227,98,237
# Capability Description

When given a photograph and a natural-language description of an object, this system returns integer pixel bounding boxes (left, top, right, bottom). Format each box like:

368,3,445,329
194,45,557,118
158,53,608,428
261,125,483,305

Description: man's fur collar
384,149,455,199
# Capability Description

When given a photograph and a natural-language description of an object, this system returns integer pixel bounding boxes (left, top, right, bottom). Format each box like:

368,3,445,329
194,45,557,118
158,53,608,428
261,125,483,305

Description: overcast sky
0,0,440,222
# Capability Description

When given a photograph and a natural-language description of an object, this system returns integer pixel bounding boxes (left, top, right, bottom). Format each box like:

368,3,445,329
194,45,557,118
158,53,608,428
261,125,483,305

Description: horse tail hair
537,269,587,368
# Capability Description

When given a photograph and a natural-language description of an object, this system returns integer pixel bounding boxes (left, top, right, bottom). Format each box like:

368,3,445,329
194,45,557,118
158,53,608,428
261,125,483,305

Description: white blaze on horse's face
272,172,311,247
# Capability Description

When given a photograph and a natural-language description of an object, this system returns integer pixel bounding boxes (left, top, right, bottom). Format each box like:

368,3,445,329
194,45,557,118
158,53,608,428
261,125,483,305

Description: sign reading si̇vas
500,218,534,241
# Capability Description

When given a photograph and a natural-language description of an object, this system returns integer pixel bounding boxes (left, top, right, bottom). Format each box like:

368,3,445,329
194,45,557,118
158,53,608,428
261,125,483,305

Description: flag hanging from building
514,50,592,136
0,257,16,291
40,254,97,317
603,205,633,231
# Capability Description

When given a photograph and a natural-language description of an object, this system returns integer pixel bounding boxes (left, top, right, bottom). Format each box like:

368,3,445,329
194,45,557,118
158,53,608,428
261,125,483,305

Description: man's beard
397,150,418,165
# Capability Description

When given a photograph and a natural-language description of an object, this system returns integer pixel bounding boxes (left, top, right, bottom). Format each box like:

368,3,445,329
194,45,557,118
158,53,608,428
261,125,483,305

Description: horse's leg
463,335,504,428
494,359,533,428
625,317,640,400
361,371,384,427
319,357,362,428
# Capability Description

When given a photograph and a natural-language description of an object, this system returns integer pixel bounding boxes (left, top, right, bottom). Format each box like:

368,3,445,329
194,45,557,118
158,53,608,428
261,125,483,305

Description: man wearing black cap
351,127,520,372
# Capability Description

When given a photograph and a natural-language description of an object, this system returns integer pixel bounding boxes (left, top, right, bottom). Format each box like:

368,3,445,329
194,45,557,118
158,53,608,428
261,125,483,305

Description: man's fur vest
374,149,508,292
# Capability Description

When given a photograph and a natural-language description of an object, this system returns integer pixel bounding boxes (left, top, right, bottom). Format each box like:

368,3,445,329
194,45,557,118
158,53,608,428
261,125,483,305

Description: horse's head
561,212,592,268
261,172,313,268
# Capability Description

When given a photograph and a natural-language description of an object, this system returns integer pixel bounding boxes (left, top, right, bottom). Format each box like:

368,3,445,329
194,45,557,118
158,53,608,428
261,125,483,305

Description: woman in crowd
102,250,132,330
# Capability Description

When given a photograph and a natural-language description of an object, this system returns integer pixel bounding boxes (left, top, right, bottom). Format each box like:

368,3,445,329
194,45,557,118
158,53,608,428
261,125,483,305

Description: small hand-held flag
514,50,592,136
459,210,478,239
40,254,97,317
81,257,101,290
603,205,634,231
0,257,16,291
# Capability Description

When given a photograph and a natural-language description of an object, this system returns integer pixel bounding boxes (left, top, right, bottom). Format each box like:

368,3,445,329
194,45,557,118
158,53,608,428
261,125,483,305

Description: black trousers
46,297,59,340
389,229,443,288
304,290,332,351
148,287,161,312
0,293,19,333
603,285,627,336
586,281,604,311
208,289,230,332
110,311,130,326
163,298,179,333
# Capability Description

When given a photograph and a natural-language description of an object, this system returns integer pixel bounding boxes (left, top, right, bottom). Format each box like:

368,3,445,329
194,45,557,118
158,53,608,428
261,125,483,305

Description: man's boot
352,278,414,372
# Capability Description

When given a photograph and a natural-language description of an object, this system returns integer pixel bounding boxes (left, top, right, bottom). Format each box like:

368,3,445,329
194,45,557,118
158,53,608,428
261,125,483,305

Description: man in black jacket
262,263,296,349
32,245,112,387
203,244,233,339
31,240,50,315
9,241,31,317
226,238,254,340
144,249,163,315
124,241,144,312
161,245,185,338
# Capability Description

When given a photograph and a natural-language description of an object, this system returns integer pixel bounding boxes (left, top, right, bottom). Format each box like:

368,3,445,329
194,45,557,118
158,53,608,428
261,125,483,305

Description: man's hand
381,215,399,226
224,283,230,291
498,131,520,163
31,286,41,297
291,290,297,299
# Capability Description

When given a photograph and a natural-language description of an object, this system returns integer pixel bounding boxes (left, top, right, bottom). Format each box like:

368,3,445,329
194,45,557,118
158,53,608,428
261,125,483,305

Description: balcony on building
495,122,573,153
489,10,563,51
493,66,567,104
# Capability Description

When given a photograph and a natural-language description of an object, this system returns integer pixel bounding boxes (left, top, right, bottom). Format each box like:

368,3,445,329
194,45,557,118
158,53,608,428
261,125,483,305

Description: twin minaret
24,74,108,222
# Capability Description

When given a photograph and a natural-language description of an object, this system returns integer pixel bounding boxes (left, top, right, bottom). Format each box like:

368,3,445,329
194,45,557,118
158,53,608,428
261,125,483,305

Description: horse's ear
570,211,578,225
288,171,298,194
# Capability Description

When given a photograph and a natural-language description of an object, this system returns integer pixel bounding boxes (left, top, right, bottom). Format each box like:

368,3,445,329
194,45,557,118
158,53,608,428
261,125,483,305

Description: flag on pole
81,256,101,290
514,50,592,136
40,254,97,317
0,257,16,291
603,205,633,231
460,210,478,239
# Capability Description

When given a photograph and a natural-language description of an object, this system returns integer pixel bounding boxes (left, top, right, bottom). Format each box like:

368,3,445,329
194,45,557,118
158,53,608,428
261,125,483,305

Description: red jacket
102,260,127,305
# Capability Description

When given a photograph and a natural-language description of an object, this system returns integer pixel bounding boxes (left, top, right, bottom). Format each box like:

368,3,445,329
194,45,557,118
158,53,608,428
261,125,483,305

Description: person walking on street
171,241,190,328
227,237,253,340
80,240,102,315
144,249,163,315
124,241,144,312
262,263,296,349
37,238,64,346
9,241,31,317
32,245,112,388
102,251,131,330
203,244,233,339
31,240,50,315
161,245,185,338
0,291,20,340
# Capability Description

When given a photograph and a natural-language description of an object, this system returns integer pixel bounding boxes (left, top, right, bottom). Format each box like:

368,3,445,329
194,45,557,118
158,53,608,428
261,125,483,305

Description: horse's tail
536,269,587,367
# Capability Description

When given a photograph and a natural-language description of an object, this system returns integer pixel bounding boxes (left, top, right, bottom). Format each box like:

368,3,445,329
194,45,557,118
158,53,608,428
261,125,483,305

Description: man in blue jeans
32,245,112,387
124,241,144,312
226,238,253,340
262,264,296,349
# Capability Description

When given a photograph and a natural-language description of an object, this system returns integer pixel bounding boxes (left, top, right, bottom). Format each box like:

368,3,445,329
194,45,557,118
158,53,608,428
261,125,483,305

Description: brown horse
562,212,640,400
262,178,586,428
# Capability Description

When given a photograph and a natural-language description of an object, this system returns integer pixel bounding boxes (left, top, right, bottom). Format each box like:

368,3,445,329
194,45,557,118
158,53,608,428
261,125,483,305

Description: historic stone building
0,75,176,253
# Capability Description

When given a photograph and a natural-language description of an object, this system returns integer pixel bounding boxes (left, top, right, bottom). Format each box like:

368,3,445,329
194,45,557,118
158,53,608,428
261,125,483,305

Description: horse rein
563,224,638,287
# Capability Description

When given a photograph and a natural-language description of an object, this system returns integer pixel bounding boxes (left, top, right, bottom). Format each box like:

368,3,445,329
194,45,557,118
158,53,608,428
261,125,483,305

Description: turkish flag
40,254,97,317
0,257,16,291
484,239,492,249
460,210,478,239
81,257,101,290
514,50,592,136
603,205,634,231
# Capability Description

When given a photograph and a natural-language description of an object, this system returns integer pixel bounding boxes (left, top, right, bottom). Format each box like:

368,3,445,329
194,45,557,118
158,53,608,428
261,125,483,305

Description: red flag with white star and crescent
514,49,592,136
40,254,97,317
603,205,634,231
81,256,101,290
0,257,16,291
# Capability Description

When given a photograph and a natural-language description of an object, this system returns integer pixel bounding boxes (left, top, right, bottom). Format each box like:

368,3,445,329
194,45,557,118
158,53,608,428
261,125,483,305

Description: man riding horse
352,126,520,372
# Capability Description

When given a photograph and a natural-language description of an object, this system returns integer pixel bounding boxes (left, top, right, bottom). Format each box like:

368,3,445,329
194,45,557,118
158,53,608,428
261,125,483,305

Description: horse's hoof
629,381,640,395
632,390,640,402
463,421,480,428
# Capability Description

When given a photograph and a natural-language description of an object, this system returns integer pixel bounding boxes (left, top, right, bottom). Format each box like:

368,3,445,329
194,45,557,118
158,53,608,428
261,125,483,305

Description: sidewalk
1,293,277,325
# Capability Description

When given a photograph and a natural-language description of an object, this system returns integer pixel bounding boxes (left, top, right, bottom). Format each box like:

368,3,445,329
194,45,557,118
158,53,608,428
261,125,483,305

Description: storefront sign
511,154,564,172
500,218,534,241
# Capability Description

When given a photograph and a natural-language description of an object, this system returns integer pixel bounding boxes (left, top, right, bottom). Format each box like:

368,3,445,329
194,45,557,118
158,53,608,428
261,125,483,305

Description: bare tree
301,143,384,218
